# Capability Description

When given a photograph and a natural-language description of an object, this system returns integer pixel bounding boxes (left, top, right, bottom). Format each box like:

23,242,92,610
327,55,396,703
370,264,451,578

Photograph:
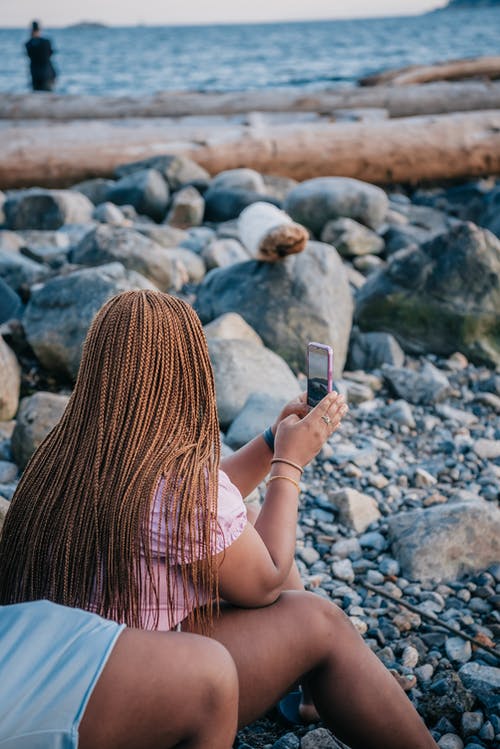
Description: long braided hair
0,290,220,633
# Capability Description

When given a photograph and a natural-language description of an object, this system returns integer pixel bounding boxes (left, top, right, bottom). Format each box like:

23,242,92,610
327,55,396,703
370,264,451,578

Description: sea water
0,8,499,96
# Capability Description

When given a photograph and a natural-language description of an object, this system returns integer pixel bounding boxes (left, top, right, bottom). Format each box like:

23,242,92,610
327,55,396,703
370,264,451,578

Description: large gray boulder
11,392,69,469
356,222,500,367
71,178,115,205
106,168,169,222
165,186,204,229
196,242,353,376
458,663,500,711
71,225,187,291
225,392,288,449
204,188,279,223
115,154,210,191
208,338,300,428
387,500,500,582
347,329,405,371
0,250,50,292
321,217,384,257
4,189,94,230
383,361,451,405
0,338,21,421
210,168,266,194
24,262,156,380
284,177,389,235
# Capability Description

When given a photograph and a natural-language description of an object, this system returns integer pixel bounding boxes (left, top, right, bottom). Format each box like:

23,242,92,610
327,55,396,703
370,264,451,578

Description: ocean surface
1,8,499,96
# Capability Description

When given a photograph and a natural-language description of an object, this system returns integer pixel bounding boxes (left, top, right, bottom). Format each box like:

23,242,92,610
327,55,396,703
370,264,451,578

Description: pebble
401,645,419,668
331,559,355,583
438,735,464,749
461,712,484,737
445,637,472,664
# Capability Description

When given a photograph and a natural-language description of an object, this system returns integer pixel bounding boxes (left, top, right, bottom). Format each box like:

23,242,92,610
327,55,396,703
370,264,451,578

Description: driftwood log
1,110,499,189
360,56,500,87
1,81,500,120
238,203,309,262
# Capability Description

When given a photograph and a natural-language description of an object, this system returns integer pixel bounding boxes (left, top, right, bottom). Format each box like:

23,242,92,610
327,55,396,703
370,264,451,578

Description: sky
1,1,448,28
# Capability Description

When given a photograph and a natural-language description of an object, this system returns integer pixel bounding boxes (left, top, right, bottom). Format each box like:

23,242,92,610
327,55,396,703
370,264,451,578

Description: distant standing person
25,20,57,91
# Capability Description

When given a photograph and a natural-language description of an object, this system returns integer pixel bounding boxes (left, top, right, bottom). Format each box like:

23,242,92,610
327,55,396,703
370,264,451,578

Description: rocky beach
0,146,499,747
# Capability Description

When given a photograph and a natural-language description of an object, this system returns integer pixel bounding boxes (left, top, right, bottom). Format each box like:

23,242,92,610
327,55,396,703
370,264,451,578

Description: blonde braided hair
0,290,220,633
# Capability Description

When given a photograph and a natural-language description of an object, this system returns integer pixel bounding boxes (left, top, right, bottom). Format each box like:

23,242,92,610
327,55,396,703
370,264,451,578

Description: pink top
140,468,247,630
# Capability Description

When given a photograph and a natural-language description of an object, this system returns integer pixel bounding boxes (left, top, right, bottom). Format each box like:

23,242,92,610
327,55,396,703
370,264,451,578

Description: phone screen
307,344,333,407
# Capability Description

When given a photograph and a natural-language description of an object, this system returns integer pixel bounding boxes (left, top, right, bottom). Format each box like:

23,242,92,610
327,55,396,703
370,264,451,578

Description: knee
193,638,239,717
298,591,361,643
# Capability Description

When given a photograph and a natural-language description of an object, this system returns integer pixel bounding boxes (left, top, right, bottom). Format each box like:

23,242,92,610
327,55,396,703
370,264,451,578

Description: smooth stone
196,241,353,375
387,501,500,582
106,168,169,222
208,338,300,429
461,712,484,738
331,558,355,583
437,735,463,749
201,238,250,269
5,188,94,230
210,168,266,194
348,329,405,371
0,338,21,421
225,392,289,449
383,362,451,405
327,488,381,533
71,225,187,292
0,461,17,483
445,637,472,664
165,186,204,229
474,439,500,461
321,217,384,257
115,154,210,191
0,496,10,535
72,177,115,205
284,177,389,234
24,262,156,379
0,249,50,292
356,223,500,368
204,313,263,345
458,662,500,710
92,202,125,225
11,392,69,469
300,727,342,748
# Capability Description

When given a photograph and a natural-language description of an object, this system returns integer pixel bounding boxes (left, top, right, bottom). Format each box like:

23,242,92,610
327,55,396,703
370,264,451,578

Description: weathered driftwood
360,56,500,87
1,81,500,120
1,110,499,189
238,203,308,261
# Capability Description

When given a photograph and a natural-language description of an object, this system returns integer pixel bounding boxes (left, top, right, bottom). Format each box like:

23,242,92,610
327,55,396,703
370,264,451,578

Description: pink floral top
141,468,247,630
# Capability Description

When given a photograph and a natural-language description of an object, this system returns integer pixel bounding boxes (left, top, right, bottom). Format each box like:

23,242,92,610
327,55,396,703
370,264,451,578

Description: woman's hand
271,392,310,435
274,391,348,468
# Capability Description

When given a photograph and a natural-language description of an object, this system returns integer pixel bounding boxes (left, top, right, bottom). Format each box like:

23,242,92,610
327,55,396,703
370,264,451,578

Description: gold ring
321,415,331,425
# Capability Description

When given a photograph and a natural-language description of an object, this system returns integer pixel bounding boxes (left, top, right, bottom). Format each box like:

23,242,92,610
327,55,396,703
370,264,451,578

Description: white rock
327,488,381,533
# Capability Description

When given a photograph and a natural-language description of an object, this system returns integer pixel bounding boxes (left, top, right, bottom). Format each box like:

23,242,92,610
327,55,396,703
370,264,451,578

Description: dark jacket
25,36,56,86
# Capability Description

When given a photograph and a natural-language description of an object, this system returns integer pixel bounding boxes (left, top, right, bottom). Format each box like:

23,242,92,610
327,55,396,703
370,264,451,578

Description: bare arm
220,393,309,498
218,392,347,607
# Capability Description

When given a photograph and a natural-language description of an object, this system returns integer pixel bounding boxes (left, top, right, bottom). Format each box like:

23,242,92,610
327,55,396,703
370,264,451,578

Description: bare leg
246,501,319,723
186,591,438,749
79,628,239,749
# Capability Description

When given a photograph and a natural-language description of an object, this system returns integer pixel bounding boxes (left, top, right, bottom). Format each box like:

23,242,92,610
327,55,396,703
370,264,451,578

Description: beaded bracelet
266,475,300,492
262,426,275,452
271,457,304,475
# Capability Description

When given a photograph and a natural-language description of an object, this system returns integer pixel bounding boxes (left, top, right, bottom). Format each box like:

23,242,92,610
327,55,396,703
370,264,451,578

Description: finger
307,391,340,420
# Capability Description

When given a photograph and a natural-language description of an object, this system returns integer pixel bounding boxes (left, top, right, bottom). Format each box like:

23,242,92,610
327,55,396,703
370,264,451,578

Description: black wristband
263,426,275,452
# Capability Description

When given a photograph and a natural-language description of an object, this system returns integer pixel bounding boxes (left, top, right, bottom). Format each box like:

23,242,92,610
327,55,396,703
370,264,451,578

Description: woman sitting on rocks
0,290,438,749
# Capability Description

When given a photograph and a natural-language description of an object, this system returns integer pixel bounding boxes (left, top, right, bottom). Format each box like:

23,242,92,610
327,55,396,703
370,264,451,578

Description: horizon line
0,8,457,30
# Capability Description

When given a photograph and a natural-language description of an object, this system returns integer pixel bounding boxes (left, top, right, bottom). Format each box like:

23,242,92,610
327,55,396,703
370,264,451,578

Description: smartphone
307,342,333,407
